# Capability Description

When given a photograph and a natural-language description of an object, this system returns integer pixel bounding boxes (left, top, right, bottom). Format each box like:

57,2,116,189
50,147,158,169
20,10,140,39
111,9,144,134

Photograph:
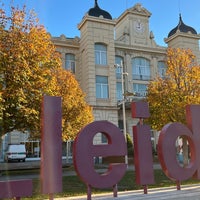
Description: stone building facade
52,1,200,144
1,1,200,161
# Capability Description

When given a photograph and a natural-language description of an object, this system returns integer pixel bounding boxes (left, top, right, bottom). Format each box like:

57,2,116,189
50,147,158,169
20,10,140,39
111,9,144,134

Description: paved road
0,159,161,171
0,160,41,170
0,159,71,170
0,160,161,181
0,159,72,180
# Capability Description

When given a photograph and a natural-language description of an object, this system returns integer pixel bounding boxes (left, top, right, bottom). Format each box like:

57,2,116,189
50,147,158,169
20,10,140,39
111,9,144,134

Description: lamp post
115,61,128,165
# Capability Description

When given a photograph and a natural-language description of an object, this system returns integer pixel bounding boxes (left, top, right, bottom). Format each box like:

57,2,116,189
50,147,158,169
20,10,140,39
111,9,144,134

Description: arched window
158,61,167,78
132,57,150,80
95,44,107,65
65,53,75,73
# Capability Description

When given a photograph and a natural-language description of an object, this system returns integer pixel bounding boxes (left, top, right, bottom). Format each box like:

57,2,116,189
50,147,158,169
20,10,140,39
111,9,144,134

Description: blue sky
2,0,200,46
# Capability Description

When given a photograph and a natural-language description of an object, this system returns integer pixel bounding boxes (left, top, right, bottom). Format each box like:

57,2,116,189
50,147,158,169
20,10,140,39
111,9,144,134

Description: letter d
158,105,200,181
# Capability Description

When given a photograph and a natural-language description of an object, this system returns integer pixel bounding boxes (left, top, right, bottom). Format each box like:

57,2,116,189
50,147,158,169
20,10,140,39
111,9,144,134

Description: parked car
4,144,26,162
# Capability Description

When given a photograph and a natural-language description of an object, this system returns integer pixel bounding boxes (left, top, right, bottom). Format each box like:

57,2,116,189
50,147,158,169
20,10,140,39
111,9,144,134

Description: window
158,61,167,78
115,56,123,79
95,44,107,65
118,120,124,132
96,76,109,99
101,133,108,144
116,82,122,101
132,57,150,80
133,83,147,97
65,54,75,73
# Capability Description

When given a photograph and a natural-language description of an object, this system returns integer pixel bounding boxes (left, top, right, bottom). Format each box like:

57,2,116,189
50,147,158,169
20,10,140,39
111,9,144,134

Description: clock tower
133,19,145,33
115,3,155,46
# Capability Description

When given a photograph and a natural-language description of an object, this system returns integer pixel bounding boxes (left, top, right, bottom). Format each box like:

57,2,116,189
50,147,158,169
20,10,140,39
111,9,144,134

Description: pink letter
73,120,127,189
131,102,154,187
158,105,200,181
41,96,62,194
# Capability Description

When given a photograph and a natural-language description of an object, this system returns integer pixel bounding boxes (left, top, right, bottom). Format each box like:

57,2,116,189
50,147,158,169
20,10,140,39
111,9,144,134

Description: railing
132,74,151,80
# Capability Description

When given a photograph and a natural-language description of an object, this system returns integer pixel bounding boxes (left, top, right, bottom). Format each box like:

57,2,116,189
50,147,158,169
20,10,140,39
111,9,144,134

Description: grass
2,165,200,199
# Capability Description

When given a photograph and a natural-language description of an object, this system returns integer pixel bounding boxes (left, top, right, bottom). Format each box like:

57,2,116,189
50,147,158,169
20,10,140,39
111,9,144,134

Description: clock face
134,20,144,33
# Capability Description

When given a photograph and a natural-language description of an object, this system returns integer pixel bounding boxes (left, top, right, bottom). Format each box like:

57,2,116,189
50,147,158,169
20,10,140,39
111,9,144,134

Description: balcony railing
132,74,150,81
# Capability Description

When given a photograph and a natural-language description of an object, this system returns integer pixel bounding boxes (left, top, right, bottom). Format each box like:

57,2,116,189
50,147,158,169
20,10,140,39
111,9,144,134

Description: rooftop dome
168,14,197,38
87,0,112,20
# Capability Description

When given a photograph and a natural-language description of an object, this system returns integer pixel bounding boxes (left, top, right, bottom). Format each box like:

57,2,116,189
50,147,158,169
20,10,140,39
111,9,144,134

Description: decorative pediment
51,35,80,48
128,3,151,17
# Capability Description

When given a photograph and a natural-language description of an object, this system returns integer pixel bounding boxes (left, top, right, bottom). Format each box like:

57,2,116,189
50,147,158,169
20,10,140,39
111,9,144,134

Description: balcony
132,74,151,81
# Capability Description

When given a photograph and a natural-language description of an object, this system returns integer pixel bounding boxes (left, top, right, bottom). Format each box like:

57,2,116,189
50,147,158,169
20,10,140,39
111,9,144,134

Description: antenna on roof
178,0,181,15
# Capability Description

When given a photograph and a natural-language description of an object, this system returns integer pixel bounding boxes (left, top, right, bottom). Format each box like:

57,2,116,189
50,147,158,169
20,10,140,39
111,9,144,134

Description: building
52,0,200,145
1,1,200,160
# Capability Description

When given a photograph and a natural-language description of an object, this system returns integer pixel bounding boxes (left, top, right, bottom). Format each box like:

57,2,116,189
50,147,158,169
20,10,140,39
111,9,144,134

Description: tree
50,67,94,141
0,4,93,139
0,5,60,136
146,48,200,165
147,48,200,130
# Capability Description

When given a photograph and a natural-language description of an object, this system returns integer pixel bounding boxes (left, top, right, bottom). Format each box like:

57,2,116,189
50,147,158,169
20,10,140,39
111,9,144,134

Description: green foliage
126,133,133,157
11,169,200,199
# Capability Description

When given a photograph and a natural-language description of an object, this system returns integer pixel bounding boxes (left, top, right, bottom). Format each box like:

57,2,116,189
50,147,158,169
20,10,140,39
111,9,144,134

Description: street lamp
115,61,128,166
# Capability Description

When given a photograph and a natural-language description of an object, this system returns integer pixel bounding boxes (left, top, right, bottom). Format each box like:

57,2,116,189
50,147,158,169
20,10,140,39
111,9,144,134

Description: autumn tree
0,4,93,139
50,68,94,141
147,48,200,130
147,48,200,164
0,5,60,136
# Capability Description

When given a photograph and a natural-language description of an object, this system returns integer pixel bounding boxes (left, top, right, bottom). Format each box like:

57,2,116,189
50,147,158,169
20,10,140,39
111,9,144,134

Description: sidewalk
52,184,200,200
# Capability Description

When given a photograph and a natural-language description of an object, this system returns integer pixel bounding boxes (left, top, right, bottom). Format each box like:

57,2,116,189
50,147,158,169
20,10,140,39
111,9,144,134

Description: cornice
114,42,167,55
51,35,80,48
165,32,200,43
78,15,116,30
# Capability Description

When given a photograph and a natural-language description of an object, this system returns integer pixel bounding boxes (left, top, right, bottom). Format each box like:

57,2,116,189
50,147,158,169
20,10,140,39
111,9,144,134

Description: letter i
131,101,154,194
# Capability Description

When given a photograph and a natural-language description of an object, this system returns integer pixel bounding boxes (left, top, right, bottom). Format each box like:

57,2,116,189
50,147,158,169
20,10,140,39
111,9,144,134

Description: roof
87,0,112,20
168,14,197,37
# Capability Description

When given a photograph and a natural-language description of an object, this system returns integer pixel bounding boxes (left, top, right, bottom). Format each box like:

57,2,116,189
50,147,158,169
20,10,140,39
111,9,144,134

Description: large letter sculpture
41,96,62,200
73,121,127,200
131,101,154,194
39,95,200,199
158,105,200,189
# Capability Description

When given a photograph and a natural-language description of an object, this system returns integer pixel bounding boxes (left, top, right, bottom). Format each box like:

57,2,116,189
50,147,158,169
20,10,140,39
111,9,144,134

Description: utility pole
115,60,128,165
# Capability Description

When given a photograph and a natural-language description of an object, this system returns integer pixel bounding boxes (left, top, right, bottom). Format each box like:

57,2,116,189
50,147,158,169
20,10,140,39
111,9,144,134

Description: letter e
73,121,127,188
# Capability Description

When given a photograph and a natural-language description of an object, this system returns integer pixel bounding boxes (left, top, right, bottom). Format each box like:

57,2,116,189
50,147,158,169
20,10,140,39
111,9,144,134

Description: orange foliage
0,4,93,139
147,48,200,130
50,68,94,141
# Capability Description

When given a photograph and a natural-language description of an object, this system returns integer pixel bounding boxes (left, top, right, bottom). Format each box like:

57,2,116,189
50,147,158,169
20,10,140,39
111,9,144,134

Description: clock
134,20,144,33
